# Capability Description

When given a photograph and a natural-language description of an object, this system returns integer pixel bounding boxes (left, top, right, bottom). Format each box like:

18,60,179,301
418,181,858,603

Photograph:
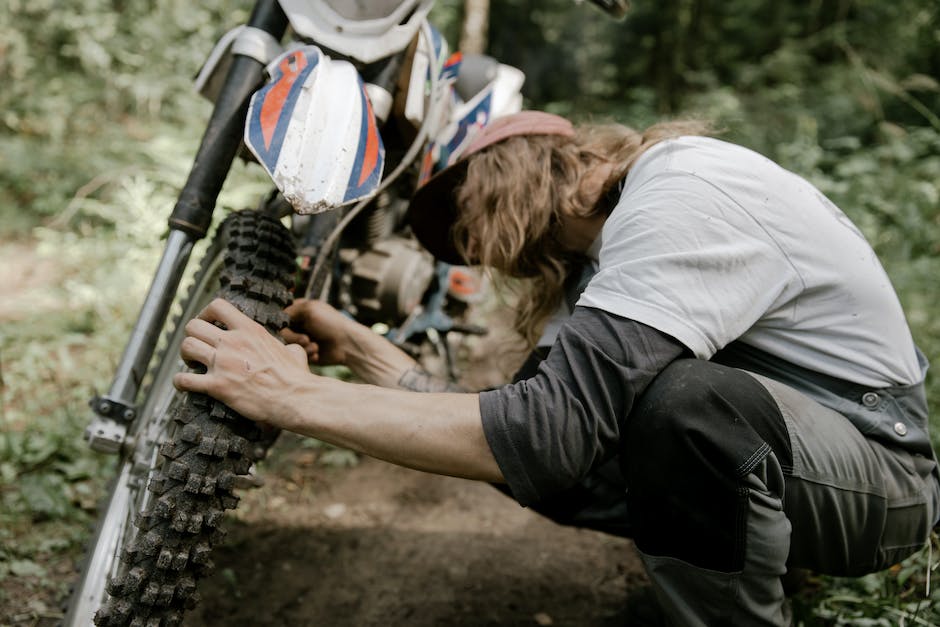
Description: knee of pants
623,359,784,487
624,359,717,457
621,359,790,571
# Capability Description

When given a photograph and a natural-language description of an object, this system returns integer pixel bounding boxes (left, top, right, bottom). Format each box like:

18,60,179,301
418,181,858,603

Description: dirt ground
183,435,650,627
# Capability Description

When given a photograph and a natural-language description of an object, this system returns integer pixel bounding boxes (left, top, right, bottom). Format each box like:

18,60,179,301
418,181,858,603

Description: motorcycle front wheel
64,210,296,626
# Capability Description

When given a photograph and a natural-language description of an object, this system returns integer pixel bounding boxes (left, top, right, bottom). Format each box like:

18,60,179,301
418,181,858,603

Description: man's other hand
281,299,365,366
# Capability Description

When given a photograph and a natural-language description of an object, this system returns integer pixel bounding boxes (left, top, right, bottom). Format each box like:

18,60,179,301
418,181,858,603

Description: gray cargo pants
522,359,940,626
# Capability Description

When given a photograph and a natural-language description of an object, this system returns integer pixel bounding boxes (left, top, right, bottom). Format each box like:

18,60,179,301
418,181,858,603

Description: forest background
1,0,938,624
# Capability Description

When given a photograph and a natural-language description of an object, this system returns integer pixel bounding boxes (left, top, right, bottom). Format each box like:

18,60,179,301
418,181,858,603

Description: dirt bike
63,1,627,625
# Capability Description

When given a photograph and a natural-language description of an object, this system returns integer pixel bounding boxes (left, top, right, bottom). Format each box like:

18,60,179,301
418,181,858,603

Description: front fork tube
86,230,197,453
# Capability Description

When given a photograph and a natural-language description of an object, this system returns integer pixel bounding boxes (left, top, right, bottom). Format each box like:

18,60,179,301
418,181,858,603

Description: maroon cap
406,111,575,264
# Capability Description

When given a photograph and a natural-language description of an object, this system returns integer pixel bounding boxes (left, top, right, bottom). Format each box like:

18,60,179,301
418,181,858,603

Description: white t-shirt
577,136,921,388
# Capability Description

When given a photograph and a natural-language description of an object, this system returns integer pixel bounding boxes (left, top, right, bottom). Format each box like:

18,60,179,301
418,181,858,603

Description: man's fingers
280,328,319,362
173,371,210,394
186,318,227,346
280,328,309,346
197,298,251,329
284,299,309,320
180,336,214,367
285,299,314,329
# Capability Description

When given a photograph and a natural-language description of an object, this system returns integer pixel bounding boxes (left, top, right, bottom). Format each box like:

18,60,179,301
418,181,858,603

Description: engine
339,236,436,325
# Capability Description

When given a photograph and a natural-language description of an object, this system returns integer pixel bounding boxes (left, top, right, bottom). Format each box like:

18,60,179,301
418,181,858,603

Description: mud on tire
92,211,296,626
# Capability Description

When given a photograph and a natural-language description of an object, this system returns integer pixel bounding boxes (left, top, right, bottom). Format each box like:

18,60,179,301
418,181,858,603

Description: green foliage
0,0,254,232
486,0,939,123
792,534,940,625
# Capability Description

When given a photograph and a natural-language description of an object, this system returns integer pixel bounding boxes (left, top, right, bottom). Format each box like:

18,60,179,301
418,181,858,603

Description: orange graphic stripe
358,90,379,187
260,52,308,150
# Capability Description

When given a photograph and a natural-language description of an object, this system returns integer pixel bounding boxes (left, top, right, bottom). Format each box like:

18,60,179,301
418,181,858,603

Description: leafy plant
791,534,940,626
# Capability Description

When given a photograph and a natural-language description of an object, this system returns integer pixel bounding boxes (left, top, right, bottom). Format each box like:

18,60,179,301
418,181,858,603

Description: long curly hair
452,119,709,346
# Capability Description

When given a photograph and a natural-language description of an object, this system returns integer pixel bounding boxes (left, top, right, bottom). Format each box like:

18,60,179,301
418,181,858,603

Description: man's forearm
342,326,417,388
282,376,503,483
343,326,468,393
397,365,468,393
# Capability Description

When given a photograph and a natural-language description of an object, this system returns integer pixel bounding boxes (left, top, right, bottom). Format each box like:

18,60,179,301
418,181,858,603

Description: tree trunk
460,0,490,54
